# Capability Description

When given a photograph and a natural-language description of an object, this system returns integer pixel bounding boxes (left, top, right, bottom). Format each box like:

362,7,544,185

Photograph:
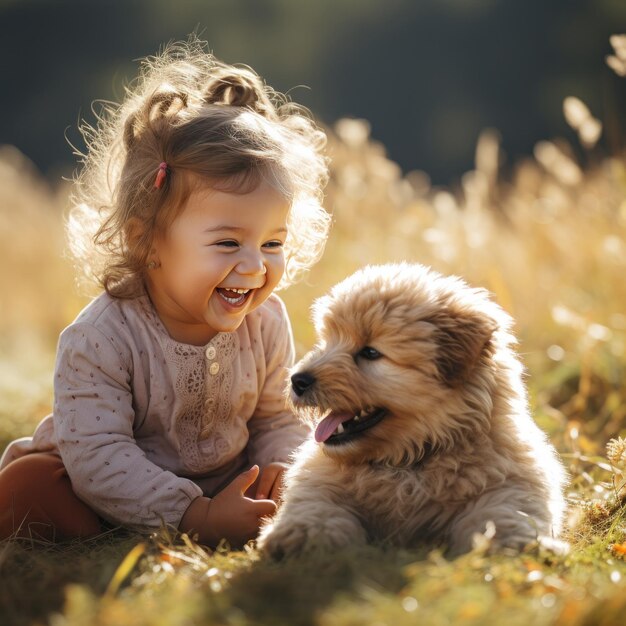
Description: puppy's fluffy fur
258,263,567,558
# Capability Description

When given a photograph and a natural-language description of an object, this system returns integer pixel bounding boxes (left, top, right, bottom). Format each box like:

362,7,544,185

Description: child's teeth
217,288,252,305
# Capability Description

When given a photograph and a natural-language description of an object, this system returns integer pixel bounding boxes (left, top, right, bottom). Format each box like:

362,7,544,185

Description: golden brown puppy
258,263,567,558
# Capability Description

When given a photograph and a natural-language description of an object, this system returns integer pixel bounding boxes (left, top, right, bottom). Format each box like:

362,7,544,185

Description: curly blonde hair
68,36,330,298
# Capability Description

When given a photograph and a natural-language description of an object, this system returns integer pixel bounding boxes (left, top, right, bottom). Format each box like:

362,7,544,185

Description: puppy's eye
358,346,383,360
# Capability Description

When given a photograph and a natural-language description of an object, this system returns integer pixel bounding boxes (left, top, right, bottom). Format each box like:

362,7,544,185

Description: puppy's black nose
291,372,316,396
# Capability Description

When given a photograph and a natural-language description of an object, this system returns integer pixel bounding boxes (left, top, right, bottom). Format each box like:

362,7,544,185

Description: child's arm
246,297,311,468
53,322,203,530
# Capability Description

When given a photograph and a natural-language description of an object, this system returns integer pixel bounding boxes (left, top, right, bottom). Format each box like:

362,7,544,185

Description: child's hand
255,462,288,504
180,465,276,548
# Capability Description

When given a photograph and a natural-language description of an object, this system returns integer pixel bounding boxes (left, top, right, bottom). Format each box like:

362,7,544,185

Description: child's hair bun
203,67,277,120
123,86,189,151
122,67,277,152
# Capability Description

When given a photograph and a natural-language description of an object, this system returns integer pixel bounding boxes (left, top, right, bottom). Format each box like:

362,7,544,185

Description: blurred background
1,0,626,466
1,0,625,184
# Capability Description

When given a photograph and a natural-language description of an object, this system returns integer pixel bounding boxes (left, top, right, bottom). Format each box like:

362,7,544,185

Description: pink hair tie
154,161,169,189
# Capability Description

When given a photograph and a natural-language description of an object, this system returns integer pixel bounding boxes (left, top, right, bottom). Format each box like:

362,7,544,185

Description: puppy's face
290,264,506,466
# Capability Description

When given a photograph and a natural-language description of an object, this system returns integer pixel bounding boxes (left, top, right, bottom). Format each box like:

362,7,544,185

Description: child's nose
236,251,267,276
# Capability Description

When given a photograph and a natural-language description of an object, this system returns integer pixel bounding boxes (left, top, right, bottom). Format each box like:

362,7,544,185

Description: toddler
0,38,330,547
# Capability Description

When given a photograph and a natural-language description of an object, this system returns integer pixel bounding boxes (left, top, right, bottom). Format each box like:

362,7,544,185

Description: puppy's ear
430,307,498,387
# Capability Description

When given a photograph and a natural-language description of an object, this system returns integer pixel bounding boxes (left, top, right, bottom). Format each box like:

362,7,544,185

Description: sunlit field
1,39,626,626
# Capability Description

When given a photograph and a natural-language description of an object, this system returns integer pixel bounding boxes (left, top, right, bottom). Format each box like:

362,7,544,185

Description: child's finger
269,478,283,503
252,498,277,518
243,480,258,499
231,465,260,495
255,467,278,500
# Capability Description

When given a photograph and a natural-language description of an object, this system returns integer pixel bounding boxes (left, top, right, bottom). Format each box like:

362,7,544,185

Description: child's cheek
277,252,287,276
267,254,286,284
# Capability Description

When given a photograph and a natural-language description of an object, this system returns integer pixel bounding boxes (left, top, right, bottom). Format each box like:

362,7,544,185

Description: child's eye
263,240,284,249
215,240,239,248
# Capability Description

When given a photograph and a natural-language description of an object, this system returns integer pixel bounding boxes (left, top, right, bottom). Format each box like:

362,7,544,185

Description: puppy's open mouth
315,407,387,445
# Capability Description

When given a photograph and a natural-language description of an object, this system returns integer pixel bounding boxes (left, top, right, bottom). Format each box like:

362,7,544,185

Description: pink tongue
314,411,353,443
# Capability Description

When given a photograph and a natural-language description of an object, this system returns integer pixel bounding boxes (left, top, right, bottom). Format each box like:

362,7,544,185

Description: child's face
146,179,290,345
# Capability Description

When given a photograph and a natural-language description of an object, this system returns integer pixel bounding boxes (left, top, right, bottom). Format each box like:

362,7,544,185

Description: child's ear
124,217,146,249
124,217,163,272
124,217,159,264
430,306,498,388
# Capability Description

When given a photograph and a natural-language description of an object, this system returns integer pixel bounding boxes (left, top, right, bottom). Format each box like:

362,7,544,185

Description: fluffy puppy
258,263,567,558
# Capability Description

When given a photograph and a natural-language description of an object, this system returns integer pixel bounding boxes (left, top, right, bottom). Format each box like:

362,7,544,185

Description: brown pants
0,453,103,541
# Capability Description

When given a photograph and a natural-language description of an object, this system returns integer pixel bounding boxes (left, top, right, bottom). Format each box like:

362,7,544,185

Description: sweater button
209,362,220,376
206,346,216,360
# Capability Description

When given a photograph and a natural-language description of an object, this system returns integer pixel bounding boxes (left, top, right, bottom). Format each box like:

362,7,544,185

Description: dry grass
1,44,626,624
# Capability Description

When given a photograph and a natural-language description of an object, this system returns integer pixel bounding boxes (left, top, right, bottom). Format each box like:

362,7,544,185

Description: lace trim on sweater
164,333,241,472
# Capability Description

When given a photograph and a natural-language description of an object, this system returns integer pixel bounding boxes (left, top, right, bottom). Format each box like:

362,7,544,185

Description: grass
1,49,626,625
5,519,626,626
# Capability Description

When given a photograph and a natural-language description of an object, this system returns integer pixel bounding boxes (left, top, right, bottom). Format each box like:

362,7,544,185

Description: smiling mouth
315,406,387,445
216,288,253,307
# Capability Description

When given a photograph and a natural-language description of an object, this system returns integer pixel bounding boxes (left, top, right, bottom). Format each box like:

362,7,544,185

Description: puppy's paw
257,521,313,560
258,515,366,560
